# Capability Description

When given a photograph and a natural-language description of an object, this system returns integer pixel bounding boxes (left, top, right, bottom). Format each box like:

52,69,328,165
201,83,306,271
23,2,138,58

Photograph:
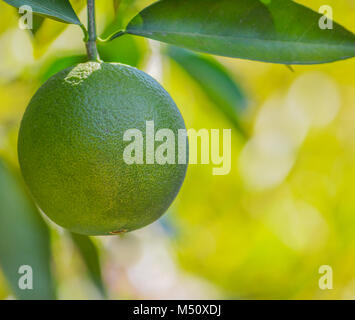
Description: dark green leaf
167,46,247,135
3,0,81,24
70,233,106,297
0,158,56,300
123,0,355,64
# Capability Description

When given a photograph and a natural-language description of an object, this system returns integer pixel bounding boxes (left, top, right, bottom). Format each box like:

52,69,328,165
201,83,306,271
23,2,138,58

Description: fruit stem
86,0,100,62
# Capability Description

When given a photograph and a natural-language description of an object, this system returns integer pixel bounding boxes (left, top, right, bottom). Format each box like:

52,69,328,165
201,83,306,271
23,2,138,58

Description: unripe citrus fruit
18,62,188,236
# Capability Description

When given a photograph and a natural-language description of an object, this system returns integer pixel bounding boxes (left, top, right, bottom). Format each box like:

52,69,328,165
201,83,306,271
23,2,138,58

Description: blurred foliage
0,0,355,300
167,46,247,136
98,35,147,67
70,233,106,298
28,0,85,58
97,0,149,67
0,158,55,299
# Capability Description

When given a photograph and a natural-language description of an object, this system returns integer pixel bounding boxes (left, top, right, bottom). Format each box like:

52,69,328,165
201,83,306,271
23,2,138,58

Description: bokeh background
1,0,355,299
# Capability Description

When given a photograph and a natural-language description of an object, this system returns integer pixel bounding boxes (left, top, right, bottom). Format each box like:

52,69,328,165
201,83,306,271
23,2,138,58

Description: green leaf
122,0,355,65
167,46,247,136
70,233,106,298
3,0,81,24
0,158,56,300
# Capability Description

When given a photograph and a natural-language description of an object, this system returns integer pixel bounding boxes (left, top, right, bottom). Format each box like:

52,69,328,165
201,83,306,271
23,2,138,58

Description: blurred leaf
0,270,10,299
101,0,147,38
0,1,18,35
98,35,145,67
113,0,121,14
0,158,56,300
3,0,81,24
70,233,106,297
121,0,355,64
168,46,247,135
98,2,148,67
39,55,87,83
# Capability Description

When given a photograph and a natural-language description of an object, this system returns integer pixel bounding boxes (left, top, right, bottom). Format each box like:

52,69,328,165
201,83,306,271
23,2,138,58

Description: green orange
18,62,188,235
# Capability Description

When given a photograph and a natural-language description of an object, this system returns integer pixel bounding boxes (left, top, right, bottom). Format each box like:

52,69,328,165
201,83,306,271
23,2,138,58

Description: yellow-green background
0,0,355,299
